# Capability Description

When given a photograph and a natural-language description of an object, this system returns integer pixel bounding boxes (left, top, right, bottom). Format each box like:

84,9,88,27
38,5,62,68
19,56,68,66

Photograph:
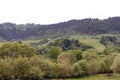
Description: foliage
47,46,62,60
100,36,120,52
103,53,117,72
57,52,77,65
87,59,103,75
0,42,36,58
73,62,84,77
111,54,120,73
13,57,31,79
0,58,14,79
100,36,119,46
82,52,98,61
0,38,119,79
1,17,120,40
58,63,73,78
73,50,83,61
48,38,93,51
29,55,59,78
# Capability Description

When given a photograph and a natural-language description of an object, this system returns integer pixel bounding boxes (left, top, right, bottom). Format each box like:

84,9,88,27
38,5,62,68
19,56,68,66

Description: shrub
57,52,77,65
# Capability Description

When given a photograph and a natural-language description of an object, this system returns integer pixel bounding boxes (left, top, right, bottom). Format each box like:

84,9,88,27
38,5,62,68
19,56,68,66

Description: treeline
0,41,119,80
0,17,120,40
100,36,120,53
38,38,93,54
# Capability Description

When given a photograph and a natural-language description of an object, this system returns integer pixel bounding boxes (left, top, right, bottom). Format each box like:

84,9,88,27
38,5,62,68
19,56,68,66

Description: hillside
0,17,120,40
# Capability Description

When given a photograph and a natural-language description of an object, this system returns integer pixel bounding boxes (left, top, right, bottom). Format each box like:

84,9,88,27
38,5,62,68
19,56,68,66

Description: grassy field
80,38,105,52
65,74,120,80
70,35,105,52
22,39,40,45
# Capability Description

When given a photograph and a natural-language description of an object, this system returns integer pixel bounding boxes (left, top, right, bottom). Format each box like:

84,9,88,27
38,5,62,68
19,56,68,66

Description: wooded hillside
0,17,120,40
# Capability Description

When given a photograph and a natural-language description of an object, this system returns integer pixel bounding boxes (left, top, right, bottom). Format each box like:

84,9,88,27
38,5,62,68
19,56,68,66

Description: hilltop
0,17,120,40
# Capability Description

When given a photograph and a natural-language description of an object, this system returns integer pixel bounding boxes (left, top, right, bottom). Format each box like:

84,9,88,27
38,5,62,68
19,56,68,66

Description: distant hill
0,17,120,40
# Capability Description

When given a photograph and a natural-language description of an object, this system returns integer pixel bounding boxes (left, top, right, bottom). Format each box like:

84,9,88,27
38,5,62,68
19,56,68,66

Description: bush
111,54,120,73
47,46,62,60
57,52,77,65
58,63,73,78
30,55,59,78
78,59,89,76
25,66,44,80
73,50,83,61
0,42,36,58
73,62,84,77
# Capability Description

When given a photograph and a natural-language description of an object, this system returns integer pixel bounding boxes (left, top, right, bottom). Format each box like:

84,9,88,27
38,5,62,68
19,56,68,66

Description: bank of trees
1,17,120,40
100,36,120,53
0,42,119,79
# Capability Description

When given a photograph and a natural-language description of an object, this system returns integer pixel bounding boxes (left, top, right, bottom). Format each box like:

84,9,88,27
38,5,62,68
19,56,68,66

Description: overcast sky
0,0,120,24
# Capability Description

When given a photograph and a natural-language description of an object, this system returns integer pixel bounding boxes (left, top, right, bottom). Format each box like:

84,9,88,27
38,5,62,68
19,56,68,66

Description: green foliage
100,36,118,46
111,54,120,73
41,60,59,78
103,53,117,72
47,46,62,60
1,17,120,40
100,36,120,53
25,66,43,80
29,55,59,78
81,51,111,75
0,42,36,58
0,58,14,79
78,59,89,76
13,57,31,79
87,59,102,75
82,52,98,61
0,36,120,79
49,38,93,51
73,50,83,61
57,52,77,65
58,63,73,78
0,56,58,79
73,62,84,77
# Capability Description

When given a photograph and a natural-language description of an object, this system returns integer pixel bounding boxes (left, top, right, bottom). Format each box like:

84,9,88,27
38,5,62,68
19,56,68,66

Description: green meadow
65,74,120,80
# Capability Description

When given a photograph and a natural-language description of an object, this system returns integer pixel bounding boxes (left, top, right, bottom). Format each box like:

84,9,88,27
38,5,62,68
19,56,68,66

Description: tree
82,52,98,61
58,63,73,78
78,59,89,76
0,42,36,58
111,54,120,73
104,53,117,72
73,62,84,77
87,59,101,75
18,44,36,57
29,55,59,78
48,38,92,51
57,52,77,65
100,36,118,46
73,50,83,61
0,58,14,79
25,66,44,80
13,57,31,79
47,46,62,60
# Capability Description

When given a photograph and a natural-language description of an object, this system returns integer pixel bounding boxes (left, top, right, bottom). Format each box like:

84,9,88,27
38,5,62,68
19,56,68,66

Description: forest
0,17,120,40
0,17,120,80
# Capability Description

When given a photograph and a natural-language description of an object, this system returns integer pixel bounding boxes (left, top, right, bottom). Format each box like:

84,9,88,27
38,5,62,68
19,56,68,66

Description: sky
0,0,120,24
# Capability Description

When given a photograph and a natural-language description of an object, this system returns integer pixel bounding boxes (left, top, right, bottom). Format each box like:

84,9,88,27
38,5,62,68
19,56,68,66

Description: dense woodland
0,17,120,40
0,17,120,80
0,36,120,80
0,36,119,80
